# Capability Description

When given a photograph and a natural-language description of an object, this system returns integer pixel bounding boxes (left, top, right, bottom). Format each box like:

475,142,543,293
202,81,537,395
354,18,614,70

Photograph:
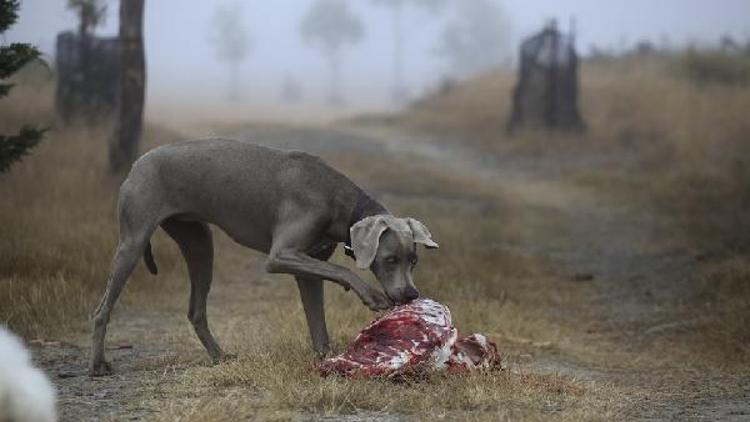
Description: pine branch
0,0,45,173
0,126,46,173
0,0,20,32
0,43,41,79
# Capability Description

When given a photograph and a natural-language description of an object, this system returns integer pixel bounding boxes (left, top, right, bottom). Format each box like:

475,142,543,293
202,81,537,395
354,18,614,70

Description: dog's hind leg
90,222,157,376
161,218,227,363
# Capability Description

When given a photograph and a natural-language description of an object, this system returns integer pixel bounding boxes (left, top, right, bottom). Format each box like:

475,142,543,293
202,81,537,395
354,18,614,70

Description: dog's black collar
343,191,378,260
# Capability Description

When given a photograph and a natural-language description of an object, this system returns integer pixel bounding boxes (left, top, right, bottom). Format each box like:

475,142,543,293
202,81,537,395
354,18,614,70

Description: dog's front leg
295,276,330,356
266,249,392,311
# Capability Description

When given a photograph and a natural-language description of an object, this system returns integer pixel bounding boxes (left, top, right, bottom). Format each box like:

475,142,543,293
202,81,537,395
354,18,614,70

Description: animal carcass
316,298,500,378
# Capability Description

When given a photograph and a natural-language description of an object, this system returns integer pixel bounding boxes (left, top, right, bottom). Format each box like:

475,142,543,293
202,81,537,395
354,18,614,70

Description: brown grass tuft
0,77,184,337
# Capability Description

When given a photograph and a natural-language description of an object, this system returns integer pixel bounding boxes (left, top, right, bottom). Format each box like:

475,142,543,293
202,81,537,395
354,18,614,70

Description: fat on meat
316,298,500,378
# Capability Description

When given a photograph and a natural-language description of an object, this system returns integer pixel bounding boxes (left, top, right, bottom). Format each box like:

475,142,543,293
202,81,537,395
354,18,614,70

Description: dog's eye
410,256,418,265
385,256,398,264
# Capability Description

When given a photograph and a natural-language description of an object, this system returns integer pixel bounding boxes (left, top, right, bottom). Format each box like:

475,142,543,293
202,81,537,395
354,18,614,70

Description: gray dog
90,138,439,376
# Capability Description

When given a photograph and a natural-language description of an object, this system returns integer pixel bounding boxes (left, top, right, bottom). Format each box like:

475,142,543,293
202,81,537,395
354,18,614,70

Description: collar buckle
343,244,356,259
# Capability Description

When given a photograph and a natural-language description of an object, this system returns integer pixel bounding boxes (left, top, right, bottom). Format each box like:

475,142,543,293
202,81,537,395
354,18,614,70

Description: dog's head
349,215,439,304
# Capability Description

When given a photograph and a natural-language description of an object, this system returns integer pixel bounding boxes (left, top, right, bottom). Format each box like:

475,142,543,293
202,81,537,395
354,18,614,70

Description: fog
8,0,750,123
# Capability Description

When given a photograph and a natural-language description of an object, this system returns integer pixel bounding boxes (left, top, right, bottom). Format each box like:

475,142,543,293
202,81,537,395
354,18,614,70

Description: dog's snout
402,287,420,302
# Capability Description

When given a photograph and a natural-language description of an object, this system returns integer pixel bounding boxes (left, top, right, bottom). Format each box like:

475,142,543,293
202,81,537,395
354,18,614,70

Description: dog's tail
144,242,158,275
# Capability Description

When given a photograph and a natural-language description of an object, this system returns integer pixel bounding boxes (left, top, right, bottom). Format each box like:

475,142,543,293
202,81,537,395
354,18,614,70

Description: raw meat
316,298,500,378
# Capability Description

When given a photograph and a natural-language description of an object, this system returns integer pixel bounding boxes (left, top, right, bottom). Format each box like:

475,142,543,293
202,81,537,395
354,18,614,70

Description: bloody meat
316,298,501,378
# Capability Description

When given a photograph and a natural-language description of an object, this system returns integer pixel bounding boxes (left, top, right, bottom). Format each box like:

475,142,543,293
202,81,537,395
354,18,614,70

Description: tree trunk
110,0,146,173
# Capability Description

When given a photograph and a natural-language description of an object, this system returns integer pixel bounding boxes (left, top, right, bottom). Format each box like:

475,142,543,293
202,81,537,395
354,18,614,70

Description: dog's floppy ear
350,216,390,269
406,218,439,249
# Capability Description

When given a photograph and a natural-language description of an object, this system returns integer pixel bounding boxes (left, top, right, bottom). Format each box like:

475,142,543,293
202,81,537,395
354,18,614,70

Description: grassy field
395,53,750,369
0,80,618,420
1,54,749,420
0,78,186,339
400,54,750,252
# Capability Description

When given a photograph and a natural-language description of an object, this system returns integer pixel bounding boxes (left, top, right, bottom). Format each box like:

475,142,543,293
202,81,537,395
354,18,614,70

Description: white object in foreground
0,327,57,422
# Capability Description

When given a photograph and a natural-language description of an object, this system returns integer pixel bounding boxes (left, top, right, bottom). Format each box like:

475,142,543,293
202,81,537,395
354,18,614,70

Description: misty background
8,0,750,123
3,1,750,418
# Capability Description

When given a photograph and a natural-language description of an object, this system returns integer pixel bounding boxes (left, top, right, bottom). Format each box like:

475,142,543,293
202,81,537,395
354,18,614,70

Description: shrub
679,50,750,86
0,0,45,173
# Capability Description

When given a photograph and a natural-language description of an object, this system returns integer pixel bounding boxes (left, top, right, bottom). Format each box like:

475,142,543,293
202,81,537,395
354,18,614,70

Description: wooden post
507,22,585,134
110,0,146,173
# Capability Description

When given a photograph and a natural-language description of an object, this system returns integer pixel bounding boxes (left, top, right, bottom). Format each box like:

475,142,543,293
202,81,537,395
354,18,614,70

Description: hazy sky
7,1,750,119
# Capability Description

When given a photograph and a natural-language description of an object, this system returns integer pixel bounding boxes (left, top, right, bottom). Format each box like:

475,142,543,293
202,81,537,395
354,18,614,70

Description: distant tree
0,0,45,173
300,0,364,104
61,0,111,123
208,3,251,102
110,0,145,173
67,0,107,37
436,0,511,77
371,0,446,102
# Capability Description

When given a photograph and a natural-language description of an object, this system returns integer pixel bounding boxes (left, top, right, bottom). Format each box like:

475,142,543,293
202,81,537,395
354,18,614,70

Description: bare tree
110,0,145,173
371,0,445,102
436,0,511,77
67,0,107,37
300,0,364,105
60,0,114,123
208,3,251,102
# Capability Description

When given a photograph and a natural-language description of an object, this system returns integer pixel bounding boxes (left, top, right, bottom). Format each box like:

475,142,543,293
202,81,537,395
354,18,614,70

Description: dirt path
35,124,747,420
331,125,689,317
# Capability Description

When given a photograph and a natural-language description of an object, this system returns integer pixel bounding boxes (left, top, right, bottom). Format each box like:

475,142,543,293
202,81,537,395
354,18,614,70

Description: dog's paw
314,345,332,360
360,288,393,312
89,360,113,377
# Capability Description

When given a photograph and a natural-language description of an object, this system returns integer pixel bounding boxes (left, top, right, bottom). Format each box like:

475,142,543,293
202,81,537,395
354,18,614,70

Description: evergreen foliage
0,0,45,173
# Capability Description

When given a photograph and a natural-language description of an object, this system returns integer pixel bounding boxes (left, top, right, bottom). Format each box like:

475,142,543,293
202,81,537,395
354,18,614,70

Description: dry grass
1,72,622,420
157,149,608,417
69,152,613,420
143,187,615,420
668,256,750,366
394,53,750,369
0,77,185,338
400,55,750,250
4,56,749,419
